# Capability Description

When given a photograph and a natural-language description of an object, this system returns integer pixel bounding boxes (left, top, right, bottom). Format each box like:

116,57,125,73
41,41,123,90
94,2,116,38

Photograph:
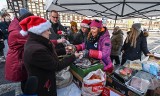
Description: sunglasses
52,16,58,18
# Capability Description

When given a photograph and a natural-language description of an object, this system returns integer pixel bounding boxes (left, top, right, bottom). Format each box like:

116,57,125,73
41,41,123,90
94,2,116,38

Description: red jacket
5,18,28,82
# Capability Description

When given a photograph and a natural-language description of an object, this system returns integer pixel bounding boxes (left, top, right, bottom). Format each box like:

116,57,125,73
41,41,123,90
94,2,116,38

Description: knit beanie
90,20,102,28
19,8,34,21
70,21,77,26
132,23,141,33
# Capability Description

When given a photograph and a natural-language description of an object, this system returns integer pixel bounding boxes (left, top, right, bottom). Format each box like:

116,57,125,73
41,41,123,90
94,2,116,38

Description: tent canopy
45,0,160,20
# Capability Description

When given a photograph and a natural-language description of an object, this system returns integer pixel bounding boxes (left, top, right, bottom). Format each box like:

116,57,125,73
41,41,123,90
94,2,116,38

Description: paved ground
0,32,159,96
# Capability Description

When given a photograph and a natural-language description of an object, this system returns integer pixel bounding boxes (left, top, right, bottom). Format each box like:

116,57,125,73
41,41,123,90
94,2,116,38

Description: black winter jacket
24,33,76,96
121,31,150,61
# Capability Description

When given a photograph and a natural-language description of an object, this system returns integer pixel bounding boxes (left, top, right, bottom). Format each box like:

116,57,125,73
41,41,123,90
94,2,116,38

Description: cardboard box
72,73,83,88
70,69,83,82
70,63,103,78
154,87,160,95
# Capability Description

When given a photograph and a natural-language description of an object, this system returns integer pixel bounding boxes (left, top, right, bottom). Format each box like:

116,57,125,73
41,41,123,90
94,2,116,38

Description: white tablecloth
57,82,81,96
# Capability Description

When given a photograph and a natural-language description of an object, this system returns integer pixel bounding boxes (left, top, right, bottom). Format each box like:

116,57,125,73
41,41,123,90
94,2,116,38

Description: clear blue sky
0,0,7,10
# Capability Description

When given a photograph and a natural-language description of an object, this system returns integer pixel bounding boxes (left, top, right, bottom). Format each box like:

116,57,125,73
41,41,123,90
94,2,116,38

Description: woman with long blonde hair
121,23,151,65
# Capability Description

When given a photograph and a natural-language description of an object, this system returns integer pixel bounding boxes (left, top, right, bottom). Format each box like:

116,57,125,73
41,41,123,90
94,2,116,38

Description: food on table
124,67,132,74
119,69,127,76
130,77,141,90
130,77,150,92
89,74,101,80
119,67,132,76
129,63,142,70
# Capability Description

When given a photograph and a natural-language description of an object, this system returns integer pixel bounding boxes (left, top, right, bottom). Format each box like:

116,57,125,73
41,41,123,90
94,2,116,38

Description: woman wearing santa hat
79,19,91,43
74,19,113,73
19,16,81,96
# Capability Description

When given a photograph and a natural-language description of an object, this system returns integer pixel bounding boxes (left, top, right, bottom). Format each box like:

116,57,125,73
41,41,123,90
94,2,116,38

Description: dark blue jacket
0,21,10,40
0,30,4,50
121,31,149,61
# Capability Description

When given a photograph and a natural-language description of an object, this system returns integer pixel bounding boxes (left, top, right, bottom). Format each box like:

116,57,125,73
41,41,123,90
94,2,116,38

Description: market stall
56,54,160,96
106,55,160,96
45,0,160,20
45,1,160,95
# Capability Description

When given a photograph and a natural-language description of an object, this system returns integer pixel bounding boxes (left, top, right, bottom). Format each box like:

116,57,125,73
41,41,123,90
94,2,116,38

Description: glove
82,49,89,58
57,38,66,43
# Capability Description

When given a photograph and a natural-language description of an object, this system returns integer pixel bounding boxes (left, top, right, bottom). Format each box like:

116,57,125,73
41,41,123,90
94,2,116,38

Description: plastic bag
56,67,73,88
142,61,160,76
82,69,106,96
74,58,91,68
149,77,160,90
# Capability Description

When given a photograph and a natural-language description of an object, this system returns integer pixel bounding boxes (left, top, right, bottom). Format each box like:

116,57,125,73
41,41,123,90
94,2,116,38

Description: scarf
88,33,101,43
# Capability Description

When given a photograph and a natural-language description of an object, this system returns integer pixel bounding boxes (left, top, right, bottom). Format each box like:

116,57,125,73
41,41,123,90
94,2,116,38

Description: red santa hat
80,19,91,28
19,16,51,36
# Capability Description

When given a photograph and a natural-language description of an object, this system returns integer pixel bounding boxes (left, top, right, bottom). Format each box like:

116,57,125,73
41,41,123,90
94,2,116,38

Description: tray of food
125,76,150,94
124,60,142,70
113,66,137,83
125,71,154,94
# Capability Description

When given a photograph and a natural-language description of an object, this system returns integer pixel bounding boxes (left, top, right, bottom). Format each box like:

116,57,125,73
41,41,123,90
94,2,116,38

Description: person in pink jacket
75,20,113,73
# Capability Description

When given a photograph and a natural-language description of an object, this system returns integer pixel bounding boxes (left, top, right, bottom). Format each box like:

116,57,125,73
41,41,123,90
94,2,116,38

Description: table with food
106,54,160,96
56,44,160,96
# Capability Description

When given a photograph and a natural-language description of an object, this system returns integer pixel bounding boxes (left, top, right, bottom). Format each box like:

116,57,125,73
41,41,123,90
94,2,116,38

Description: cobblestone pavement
0,59,22,96
0,32,159,96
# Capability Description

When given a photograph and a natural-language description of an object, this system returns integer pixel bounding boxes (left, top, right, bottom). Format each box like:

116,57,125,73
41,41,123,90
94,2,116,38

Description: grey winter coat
111,30,123,56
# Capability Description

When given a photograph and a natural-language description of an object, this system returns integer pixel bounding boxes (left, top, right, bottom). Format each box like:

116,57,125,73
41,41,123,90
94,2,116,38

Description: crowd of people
0,8,152,96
